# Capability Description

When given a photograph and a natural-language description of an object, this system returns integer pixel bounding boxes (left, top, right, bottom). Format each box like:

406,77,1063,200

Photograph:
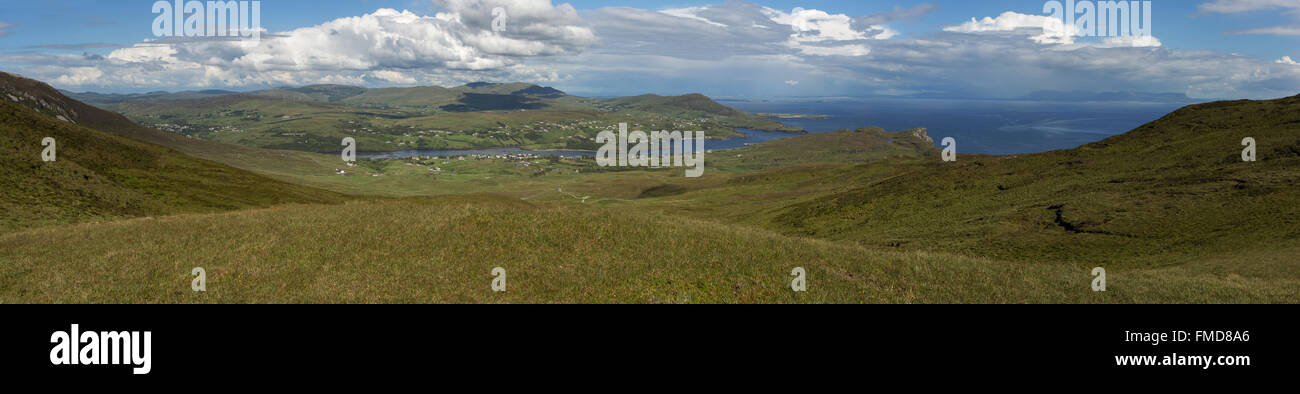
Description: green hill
0,74,347,233
625,95,1300,273
282,84,368,102
708,126,938,172
341,86,463,108
604,93,748,117
5,72,388,192
454,82,550,95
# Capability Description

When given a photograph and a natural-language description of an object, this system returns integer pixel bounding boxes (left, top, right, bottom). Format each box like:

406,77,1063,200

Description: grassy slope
6,72,398,193
0,77,348,233
709,126,938,172
619,96,1300,274
2,195,1290,303
342,86,462,108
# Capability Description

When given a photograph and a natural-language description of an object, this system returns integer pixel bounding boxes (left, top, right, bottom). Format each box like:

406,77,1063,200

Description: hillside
605,93,747,117
708,126,939,172
0,74,347,233
63,89,237,106
10,71,391,183
453,82,565,97
624,95,1300,272
338,86,463,109
279,85,369,102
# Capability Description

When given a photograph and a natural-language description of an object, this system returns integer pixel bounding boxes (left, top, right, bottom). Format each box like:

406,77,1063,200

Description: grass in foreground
1,196,1293,303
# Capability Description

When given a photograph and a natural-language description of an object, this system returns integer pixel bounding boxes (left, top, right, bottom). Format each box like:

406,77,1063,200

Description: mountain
1020,90,1199,103
234,82,570,109
453,82,566,97
604,93,748,116
64,89,238,106
0,72,346,232
282,84,368,102
510,85,567,98
335,86,462,108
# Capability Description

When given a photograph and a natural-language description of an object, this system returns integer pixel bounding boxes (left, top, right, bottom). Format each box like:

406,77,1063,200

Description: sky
0,0,1297,99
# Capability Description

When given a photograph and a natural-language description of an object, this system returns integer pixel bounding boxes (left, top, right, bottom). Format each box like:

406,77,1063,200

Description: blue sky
1,0,1297,98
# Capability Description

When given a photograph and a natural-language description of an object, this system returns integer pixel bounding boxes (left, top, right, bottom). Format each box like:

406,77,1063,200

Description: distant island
756,112,832,119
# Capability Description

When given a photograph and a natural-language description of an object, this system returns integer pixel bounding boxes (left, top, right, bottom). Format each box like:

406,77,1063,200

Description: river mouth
357,128,804,159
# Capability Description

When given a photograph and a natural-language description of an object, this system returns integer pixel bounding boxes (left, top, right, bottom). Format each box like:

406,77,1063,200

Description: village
333,151,603,179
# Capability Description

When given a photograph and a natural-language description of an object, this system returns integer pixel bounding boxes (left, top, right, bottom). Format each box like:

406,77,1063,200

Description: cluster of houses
145,122,193,135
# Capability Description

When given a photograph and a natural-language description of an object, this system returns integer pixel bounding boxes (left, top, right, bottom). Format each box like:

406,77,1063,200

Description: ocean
722,97,1187,155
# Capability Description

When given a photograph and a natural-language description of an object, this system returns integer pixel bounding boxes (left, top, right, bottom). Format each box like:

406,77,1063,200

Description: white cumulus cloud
29,2,595,90
944,11,1079,44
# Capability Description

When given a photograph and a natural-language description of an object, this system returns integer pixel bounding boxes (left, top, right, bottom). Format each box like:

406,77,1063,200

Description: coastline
756,112,833,119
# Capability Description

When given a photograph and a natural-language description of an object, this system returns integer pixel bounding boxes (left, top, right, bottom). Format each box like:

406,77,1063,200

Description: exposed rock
907,127,933,143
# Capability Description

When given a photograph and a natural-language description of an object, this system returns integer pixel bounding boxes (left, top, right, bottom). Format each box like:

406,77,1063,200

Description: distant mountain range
62,82,573,107
882,90,1201,103
1018,90,1199,103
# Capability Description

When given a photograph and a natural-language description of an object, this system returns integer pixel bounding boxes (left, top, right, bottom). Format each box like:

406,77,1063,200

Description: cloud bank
8,0,595,89
1,0,1297,100
1201,0,1300,35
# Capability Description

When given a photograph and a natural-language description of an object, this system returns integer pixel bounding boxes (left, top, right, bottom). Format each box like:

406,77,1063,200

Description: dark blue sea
723,97,1187,155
